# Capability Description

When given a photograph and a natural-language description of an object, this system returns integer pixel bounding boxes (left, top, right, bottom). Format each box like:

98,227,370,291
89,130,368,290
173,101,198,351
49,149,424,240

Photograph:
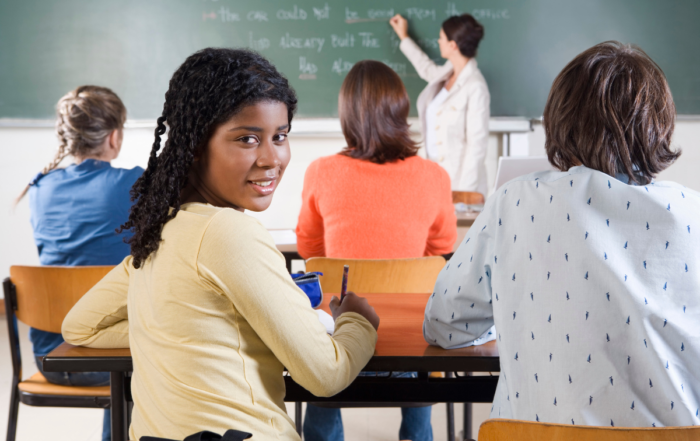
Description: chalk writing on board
345,7,388,23
419,38,439,50
389,32,401,53
313,3,330,20
280,33,325,52
277,6,307,20
332,58,354,75
247,11,268,22
472,9,510,20
368,9,395,20
202,12,217,22
299,57,318,80
382,60,407,75
249,32,270,51
218,7,241,22
345,7,359,20
359,32,380,48
406,8,436,21
331,33,355,48
445,3,461,17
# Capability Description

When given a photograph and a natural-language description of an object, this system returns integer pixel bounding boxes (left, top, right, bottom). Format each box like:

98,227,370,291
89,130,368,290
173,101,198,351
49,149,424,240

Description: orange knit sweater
296,154,457,259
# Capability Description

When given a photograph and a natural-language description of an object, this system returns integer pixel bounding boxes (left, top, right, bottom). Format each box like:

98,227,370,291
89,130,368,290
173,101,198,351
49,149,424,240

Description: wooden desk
44,293,499,440
456,211,478,228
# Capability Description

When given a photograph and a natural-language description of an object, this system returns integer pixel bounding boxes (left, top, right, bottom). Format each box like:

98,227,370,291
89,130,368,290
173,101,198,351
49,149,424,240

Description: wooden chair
478,419,700,441
452,191,485,205
302,257,457,440
3,265,114,441
305,256,446,294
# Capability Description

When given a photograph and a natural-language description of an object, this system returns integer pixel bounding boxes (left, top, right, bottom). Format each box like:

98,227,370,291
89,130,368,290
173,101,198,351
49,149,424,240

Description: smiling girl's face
187,100,291,212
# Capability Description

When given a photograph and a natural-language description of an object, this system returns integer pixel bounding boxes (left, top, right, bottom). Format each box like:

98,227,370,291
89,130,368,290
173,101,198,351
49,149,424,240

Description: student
424,41,698,427
61,48,380,441
18,85,141,441
296,60,457,261
390,13,490,195
297,60,457,441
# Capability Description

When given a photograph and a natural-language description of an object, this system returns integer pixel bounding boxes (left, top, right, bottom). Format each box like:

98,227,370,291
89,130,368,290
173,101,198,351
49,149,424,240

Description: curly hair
120,48,297,269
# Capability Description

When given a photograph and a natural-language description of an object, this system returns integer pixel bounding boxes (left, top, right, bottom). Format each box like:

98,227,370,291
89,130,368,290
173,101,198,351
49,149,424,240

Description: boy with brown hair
425,41,698,427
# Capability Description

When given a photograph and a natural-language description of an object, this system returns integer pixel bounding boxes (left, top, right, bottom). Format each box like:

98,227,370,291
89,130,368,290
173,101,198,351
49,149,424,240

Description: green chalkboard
1,0,699,119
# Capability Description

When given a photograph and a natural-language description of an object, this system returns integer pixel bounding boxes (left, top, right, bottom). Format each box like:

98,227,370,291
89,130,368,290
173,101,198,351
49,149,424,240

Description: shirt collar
568,165,647,186
437,58,479,88
456,58,478,84
66,159,111,175
614,172,633,185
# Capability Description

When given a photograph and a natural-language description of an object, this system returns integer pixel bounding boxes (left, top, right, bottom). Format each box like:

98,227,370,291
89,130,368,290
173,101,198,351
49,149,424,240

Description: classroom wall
1,119,699,294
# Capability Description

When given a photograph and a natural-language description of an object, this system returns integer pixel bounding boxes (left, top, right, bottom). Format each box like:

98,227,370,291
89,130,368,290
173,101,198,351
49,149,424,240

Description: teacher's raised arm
390,13,490,195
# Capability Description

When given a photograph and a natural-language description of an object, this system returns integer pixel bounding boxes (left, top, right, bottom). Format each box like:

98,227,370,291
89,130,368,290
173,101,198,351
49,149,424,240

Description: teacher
390,13,490,195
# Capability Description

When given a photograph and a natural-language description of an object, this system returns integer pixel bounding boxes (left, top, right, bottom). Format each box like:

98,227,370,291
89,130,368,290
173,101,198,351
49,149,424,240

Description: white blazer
400,38,490,195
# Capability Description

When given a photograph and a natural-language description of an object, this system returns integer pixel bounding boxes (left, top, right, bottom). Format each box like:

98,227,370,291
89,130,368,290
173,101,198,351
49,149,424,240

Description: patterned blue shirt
425,165,700,427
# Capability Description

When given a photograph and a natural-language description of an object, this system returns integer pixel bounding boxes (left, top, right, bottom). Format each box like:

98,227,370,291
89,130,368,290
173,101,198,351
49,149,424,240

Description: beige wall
1,118,698,285
527,118,700,186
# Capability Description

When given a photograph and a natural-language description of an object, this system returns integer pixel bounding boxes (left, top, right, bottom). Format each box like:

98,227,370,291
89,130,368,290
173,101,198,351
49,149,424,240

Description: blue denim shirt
28,159,142,356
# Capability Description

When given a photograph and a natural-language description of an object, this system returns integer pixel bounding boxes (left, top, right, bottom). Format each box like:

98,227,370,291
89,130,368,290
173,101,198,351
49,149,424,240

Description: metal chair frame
3,277,110,441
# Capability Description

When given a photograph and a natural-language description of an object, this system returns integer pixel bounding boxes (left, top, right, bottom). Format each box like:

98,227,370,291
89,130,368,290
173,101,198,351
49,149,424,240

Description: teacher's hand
389,14,409,40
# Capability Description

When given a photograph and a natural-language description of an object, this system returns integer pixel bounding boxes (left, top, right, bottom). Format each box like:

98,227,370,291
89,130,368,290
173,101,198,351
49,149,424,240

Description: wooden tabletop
456,210,479,228
321,293,497,361
44,293,499,373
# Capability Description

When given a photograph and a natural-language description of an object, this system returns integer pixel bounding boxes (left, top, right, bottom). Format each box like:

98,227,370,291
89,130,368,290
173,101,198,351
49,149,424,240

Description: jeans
303,372,433,441
36,356,111,441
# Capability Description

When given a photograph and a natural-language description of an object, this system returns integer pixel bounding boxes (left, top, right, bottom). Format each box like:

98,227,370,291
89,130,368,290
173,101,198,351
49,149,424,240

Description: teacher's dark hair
544,41,679,185
338,60,418,163
442,14,484,58
119,48,297,269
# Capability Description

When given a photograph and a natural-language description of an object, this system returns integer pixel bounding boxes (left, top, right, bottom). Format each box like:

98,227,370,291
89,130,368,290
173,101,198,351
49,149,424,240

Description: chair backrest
479,419,700,441
305,257,446,294
7,266,114,333
452,191,485,205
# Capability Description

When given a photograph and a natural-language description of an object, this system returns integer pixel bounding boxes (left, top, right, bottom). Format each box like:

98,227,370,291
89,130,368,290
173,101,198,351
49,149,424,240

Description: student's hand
389,14,409,40
330,292,380,331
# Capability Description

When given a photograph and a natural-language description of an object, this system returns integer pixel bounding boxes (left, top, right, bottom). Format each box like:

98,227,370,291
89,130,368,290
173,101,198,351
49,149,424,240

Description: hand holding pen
329,265,380,330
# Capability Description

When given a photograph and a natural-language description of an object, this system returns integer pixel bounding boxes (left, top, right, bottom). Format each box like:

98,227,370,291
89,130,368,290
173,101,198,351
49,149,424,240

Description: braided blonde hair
16,85,127,204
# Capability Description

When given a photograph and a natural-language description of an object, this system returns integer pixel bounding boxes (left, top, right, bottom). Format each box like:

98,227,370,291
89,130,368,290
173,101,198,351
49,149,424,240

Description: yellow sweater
62,203,377,441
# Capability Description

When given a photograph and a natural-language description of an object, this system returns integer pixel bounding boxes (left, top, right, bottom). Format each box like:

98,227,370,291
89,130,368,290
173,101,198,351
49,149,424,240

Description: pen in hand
331,265,380,330
340,265,349,303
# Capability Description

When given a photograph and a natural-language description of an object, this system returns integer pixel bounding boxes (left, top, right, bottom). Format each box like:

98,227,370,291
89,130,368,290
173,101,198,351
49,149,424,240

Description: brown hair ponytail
15,85,127,204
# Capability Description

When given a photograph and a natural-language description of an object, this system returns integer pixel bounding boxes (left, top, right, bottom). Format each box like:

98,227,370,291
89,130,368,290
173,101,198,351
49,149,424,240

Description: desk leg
295,402,302,435
462,371,473,440
110,372,128,441
446,372,455,441
446,402,455,441
463,402,472,440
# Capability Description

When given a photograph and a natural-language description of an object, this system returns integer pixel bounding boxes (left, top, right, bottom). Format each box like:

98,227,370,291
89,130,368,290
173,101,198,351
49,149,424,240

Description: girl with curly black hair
61,48,379,441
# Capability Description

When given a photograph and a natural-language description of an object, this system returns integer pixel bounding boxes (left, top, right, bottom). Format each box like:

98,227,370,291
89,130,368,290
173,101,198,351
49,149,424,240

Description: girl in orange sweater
296,60,457,261
297,60,457,441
